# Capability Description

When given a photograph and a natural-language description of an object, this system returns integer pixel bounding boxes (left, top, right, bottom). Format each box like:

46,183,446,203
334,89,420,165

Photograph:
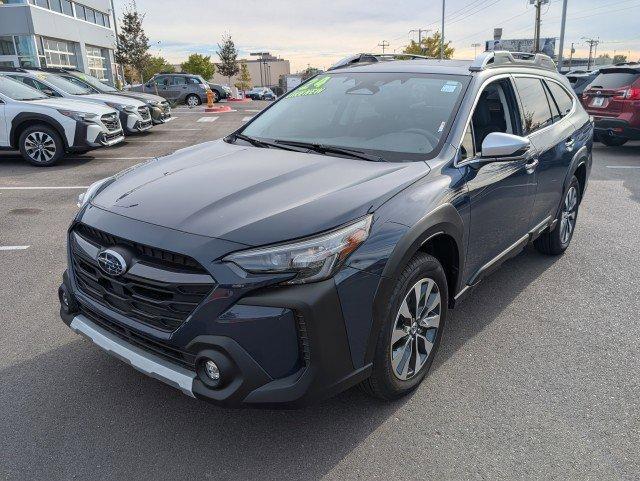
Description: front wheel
185,94,201,107
19,125,64,167
534,175,580,255
600,136,628,147
361,253,448,400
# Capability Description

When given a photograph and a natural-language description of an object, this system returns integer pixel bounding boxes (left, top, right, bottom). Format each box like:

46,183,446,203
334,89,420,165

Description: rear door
170,75,188,101
512,76,572,226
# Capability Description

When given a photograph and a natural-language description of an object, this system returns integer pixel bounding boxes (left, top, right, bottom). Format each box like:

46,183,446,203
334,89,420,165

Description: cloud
114,0,640,70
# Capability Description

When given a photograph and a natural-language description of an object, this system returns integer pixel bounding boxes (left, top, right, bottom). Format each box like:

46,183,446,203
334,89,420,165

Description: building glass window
49,0,61,12
33,0,49,7
14,35,38,67
60,0,71,15
0,36,16,55
75,3,85,19
40,37,77,68
86,45,108,80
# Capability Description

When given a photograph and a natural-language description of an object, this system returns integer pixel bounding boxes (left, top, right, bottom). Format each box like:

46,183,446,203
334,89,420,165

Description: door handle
565,137,576,152
525,157,539,174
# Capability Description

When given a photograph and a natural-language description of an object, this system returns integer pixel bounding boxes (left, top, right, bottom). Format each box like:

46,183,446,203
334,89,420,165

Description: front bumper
70,121,125,150
150,104,171,124
120,112,154,134
58,212,374,407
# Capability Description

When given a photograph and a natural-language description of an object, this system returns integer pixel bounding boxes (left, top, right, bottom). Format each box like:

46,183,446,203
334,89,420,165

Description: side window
513,77,554,135
470,79,518,149
460,123,475,160
151,75,167,86
545,81,574,118
173,76,187,86
188,77,200,85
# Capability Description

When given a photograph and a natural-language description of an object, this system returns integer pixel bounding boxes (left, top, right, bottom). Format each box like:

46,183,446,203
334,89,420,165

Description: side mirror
42,89,55,96
481,132,530,159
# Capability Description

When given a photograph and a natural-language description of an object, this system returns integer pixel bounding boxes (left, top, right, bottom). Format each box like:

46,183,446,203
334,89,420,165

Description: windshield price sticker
287,76,331,98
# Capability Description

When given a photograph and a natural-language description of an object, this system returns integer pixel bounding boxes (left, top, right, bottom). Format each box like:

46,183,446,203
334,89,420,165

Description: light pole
557,0,568,70
109,0,126,87
440,0,445,59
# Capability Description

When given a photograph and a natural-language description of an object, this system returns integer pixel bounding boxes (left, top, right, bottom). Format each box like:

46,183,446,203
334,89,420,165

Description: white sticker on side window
438,121,446,132
441,84,457,93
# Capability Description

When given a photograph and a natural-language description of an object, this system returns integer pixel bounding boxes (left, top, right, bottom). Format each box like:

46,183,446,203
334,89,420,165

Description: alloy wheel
390,277,441,381
559,186,578,244
187,95,199,107
24,132,56,163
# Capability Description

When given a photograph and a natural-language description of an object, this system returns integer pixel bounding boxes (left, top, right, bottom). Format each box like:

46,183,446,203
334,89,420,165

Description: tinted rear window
590,72,640,89
513,77,554,134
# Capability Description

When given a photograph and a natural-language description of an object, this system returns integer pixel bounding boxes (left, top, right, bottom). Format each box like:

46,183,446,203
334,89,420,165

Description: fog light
204,360,220,381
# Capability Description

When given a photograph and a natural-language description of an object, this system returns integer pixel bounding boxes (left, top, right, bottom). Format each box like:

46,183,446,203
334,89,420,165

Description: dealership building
0,0,117,83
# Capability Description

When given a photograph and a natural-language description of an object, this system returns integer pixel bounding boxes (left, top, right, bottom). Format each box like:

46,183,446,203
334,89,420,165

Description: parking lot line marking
242,116,253,122
246,109,262,112
86,157,154,160
197,117,219,122
0,245,30,251
163,117,176,122
126,140,187,143
606,165,640,169
156,128,202,131
0,186,87,190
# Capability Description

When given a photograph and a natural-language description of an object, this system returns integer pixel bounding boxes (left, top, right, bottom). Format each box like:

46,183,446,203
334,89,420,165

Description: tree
181,53,215,80
301,66,321,80
141,55,174,82
217,35,240,87
613,54,628,64
403,31,454,59
114,3,150,84
234,62,252,91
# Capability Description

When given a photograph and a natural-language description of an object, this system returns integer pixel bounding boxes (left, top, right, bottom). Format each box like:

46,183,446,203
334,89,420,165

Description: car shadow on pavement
0,247,560,481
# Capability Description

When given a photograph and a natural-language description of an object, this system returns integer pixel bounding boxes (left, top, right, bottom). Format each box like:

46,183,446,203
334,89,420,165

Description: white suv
0,75,124,166
3,68,153,135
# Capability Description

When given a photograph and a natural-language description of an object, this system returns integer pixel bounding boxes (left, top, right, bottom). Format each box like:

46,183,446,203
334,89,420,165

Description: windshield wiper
274,140,386,162
229,133,307,152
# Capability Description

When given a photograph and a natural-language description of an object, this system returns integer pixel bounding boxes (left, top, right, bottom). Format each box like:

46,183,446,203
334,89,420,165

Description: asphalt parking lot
0,101,638,480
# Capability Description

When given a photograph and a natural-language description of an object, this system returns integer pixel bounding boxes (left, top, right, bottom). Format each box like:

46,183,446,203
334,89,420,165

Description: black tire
600,136,628,147
361,252,448,400
18,124,64,167
534,175,581,255
185,94,201,107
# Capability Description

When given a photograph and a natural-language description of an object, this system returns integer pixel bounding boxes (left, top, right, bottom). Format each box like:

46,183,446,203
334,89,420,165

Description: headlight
77,177,113,208
105,102,137,113
224,215,373,285
58,110,98,123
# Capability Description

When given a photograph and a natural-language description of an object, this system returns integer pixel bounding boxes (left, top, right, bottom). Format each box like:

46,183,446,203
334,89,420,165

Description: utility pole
378,40,389,53
583,37,599,70
440,0,445,59
557,0,568,71
109,0,126,86
471,43,481,57
530,0,548,53
568,42,575,69
409,29,429,54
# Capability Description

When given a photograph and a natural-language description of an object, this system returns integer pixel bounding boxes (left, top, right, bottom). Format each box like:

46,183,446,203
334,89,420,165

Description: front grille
101,113,120,132
70,224,215,332
103,131,122,142
80,303,196,369
138,106,151,120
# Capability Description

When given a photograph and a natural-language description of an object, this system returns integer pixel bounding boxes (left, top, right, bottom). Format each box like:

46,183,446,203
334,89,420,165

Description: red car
581,64,640,146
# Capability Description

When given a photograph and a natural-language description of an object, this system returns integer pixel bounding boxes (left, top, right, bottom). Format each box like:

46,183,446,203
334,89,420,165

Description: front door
459,77,538,283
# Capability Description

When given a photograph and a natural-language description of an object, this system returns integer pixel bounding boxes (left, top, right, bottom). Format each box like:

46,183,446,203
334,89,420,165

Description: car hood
29,97,116,115
80,93,147,107
109,90,166,103
92,140,430,246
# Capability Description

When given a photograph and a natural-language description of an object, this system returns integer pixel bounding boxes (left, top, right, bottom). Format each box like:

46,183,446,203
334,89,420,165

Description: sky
113,0,640,72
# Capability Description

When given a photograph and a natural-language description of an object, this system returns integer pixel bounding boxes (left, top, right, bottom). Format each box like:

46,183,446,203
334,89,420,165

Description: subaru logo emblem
97,249,127,276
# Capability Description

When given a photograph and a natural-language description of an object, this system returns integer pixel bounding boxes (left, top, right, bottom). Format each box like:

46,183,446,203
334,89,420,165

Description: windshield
0,75,48,101
36,73,93,95
63,72,117,92
241,72,469,161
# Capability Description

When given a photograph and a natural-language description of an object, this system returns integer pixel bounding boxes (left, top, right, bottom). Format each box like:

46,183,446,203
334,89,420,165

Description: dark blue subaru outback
59,51,592,407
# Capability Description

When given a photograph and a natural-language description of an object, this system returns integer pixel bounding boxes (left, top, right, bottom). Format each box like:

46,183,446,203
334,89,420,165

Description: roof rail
328,53,432,71
469,50,556,72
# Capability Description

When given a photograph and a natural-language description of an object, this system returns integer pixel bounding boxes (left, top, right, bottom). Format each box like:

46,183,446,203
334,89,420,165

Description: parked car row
245,87,276,100
0,67,171,166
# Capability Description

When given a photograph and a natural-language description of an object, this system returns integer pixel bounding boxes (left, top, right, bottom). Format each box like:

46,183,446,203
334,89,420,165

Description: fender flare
10,112,69,150
365,203,465,364
562,144,590,205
